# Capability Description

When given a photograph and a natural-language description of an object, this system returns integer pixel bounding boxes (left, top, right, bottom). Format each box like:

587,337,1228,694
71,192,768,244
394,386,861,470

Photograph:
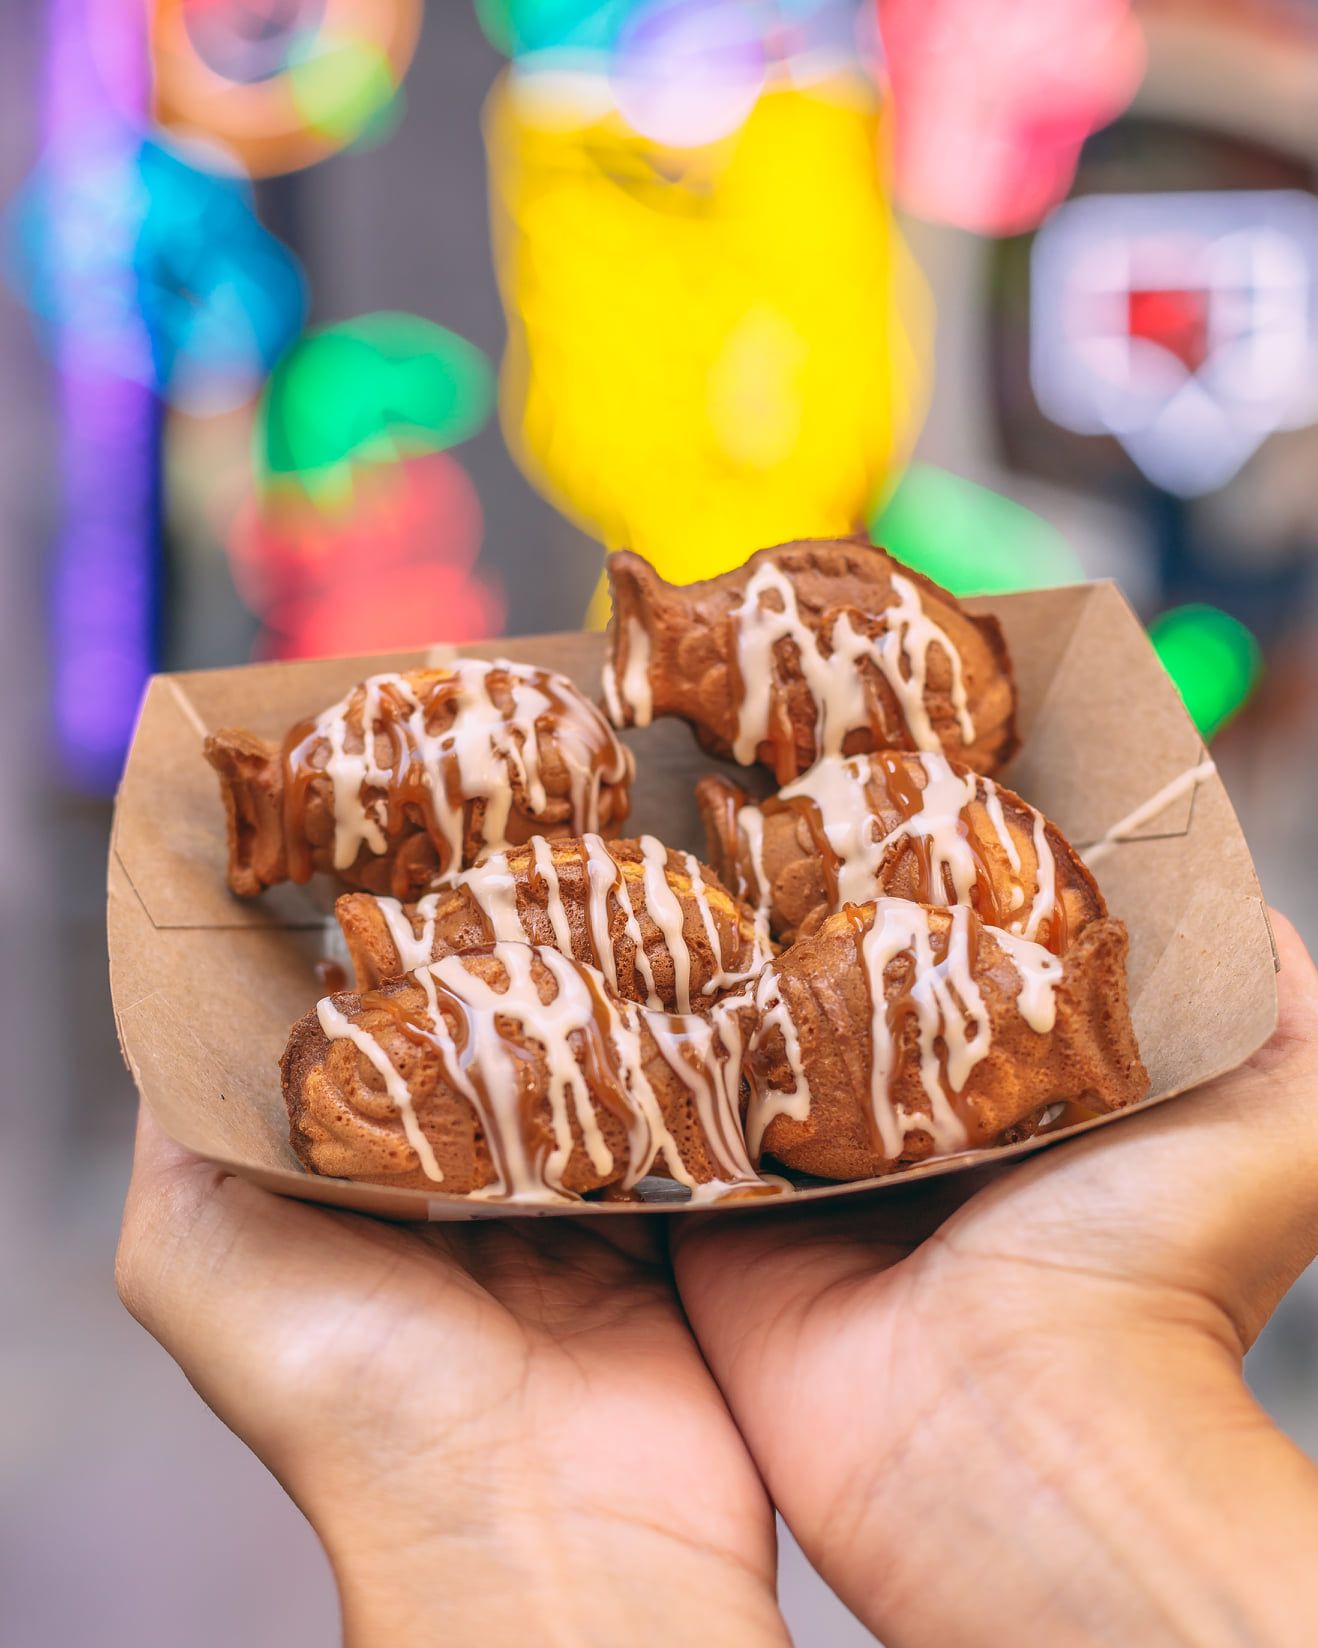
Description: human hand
673,912,1318,1648
116,1113,789,1648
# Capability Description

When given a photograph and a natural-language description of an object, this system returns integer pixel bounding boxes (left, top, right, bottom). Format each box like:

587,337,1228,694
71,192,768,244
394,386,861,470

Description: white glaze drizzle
646,1009,759,1190
602,614,653,729
639,835,693,1012
304,661,630,880
376,893,441,973
607,849,664,1009
622,616,653,727
581,834,624,992
860,902,987,1157
744,900,1062,1163
1019,813,1057,944
743,969,815,1158
750,752,1047,929
531,834,576,955
318,942,762,1201
1082,759,1217,867
995,926,1064,1035
601,659,623,727
369,832,762,1011
983,783,1022,874
729,562,975,767
682,850,773,995
737,801,771,919
455,851,525,942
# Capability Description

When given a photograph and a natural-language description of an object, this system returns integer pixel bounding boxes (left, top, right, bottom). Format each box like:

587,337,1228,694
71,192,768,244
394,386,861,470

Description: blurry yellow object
486,73,931,598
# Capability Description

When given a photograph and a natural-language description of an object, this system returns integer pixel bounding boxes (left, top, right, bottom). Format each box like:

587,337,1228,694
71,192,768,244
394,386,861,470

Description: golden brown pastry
204,660,633,900
282,942,765,1200
603,538,1016,782
739,898,1146,1181
698,750,1103,951
335,832,772,1012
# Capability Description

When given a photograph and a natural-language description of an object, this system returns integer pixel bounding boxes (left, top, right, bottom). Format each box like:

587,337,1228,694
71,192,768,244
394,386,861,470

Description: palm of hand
118,1138,775,1593
671,935,1318,1639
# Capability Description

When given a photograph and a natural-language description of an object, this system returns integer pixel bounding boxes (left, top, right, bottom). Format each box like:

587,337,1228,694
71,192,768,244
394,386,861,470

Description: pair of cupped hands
118,914,1318,1647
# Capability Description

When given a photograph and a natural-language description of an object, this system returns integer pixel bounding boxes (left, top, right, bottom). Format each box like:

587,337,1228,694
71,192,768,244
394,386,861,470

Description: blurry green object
1149,604,1262,741
870,463,1083,595
260,313,495,505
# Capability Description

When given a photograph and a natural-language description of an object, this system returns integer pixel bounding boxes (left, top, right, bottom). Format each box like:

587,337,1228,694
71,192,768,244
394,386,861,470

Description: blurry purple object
612,0,767,146
40,0,157,792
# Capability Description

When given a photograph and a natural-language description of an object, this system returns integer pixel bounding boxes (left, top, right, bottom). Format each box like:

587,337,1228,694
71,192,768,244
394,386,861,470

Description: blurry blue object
7,136,306,413
475,0,633,58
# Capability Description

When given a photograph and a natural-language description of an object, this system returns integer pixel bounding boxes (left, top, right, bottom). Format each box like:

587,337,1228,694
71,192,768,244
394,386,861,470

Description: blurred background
2,2,1316,1642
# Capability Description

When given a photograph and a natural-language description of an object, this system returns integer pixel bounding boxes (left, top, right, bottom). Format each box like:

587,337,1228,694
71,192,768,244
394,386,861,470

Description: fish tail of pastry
203,729,287,897
694,774,751,896
1053,917,1149,1110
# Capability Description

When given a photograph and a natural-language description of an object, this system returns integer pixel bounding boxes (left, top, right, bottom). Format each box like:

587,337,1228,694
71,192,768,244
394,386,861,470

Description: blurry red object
1126,287,1212,373
227,450,505,656
878,0,1145,235
263,562,506,658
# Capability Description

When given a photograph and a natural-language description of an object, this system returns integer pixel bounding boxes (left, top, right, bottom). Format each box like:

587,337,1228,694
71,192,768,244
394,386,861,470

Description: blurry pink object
265,563,505,659
228,451,505,657
878,0,1145,235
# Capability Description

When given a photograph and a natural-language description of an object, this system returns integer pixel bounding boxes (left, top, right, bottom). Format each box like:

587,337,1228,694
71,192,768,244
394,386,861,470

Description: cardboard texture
107,583,1278,1220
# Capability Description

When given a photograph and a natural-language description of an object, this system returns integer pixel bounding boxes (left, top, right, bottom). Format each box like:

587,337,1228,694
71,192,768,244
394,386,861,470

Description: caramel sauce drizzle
281,662,631,893
323,943,764,1202
743,899,1063,1165
369,833,771,1009
744,751,1070,954
726,561,976,777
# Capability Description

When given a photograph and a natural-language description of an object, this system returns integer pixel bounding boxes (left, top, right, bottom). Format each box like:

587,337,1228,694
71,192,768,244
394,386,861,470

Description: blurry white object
1030,189,1318,496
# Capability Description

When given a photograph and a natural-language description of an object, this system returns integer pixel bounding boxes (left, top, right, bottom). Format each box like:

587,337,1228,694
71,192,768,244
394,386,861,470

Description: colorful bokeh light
151,0,421,176
612,1,768,148
871,463,1083,595
231,451,505,657
8,135,306,413
36,0,158,792
241,311,503,658
877,0,1145,236
1031,189,1318,499
1149,603,1262,741
487,73,930,589
475,0,632,59
258,312,496,503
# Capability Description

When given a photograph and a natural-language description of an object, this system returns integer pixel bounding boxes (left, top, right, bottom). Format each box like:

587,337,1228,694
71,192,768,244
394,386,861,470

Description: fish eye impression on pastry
202,658,634,901
601,536,1018,783
696,749,1104,952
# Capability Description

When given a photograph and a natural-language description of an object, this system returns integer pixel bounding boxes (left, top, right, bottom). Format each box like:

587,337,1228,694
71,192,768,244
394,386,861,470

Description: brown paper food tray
107,582,1278,1220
